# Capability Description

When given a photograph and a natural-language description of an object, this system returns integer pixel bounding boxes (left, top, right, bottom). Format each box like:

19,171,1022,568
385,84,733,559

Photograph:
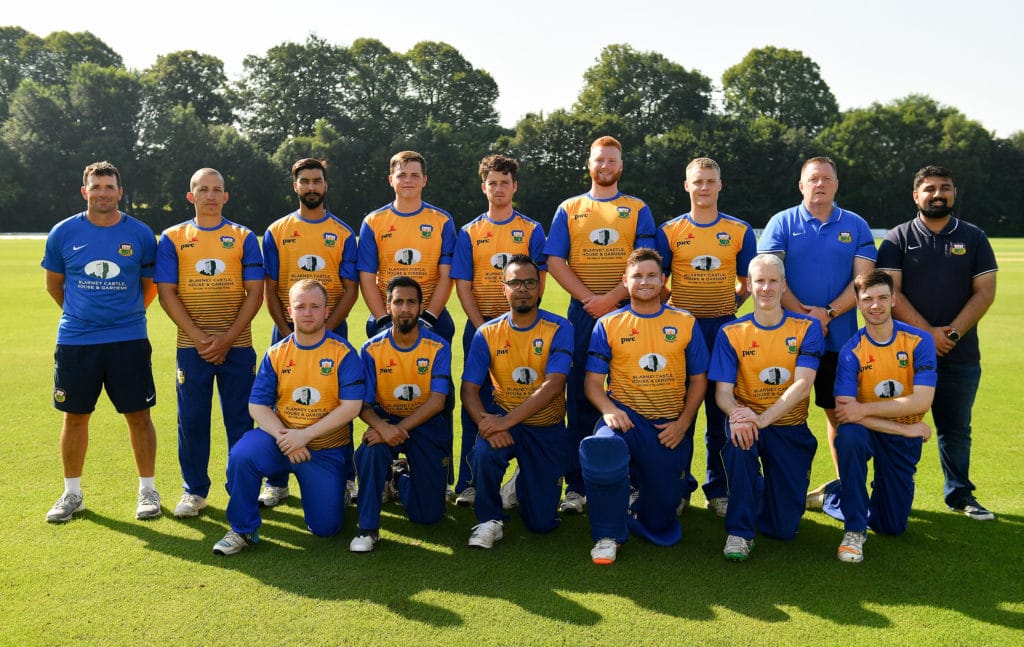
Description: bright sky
7,0,1022,137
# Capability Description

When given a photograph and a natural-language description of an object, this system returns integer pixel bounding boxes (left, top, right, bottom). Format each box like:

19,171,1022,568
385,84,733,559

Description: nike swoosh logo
146,394,156,403
908,244,921,250
73,244,88,251
792,232,804,236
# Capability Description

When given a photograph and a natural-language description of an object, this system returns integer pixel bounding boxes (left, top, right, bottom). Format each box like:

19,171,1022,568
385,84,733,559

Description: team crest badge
420,224,433,239
323,232,337,247
786,337,798,354
319,358,335,376
951,243,967,256
220,236,235,249
416,357,430,374
512,230,524,244
532,338,544,355
616,206,631,219
118,243,133,257
54,388,66,403
177,368,185,384
897,351,909,368
716,232,731,246
838,232,853,243
663,326,677,342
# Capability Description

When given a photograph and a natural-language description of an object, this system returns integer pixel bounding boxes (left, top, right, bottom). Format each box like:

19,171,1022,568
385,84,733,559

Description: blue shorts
53,339,156,414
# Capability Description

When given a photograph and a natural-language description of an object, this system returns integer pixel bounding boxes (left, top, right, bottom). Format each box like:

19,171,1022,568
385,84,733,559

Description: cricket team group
41,135,998,565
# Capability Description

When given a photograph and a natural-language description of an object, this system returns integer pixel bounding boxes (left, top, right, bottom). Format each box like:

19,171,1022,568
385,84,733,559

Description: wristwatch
826,305,837,319
946,328,961,342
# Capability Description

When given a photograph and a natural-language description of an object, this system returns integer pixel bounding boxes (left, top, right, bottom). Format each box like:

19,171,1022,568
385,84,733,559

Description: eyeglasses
503,278,539,290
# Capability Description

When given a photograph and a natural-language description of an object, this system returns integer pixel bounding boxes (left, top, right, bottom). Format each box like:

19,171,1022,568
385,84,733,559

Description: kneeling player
350,276,452,552
710,254,824,561
214,280,363,555
463,255,572,548
581,249,708,565
813,270,936,563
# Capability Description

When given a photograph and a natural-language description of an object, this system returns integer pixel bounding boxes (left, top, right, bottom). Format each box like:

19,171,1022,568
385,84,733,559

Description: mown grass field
1,237,1021,645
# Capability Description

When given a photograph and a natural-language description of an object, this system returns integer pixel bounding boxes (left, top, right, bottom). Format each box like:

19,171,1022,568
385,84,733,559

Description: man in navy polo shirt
876,165,997,521
758,156,876,483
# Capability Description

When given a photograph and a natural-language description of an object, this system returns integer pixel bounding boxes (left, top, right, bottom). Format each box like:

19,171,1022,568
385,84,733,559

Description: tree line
2,29,1022,235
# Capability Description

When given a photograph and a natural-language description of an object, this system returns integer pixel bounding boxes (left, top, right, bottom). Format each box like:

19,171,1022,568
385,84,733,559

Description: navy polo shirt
876,216,997,363
758,203,876,352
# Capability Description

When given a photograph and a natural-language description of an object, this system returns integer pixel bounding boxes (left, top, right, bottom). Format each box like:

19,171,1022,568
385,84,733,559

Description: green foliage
723,46,839,135
235,34,353,152
140,50,234,128
406,41,499,129
818,95,996,229
575,44,712,140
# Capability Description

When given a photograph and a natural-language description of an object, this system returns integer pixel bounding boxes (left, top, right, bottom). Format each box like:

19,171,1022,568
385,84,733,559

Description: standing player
43,161,162,522
812,270,936,563
260,158,358,508
758,157,875,482
213,279,364,555
462,255,572,549
876,165,997,520
350,276,452,552
581,248,708,564
451,155,547,505
655,157,756,516
710,254,824,561
544,136,656,513
358,151,457,343
155,168,264,518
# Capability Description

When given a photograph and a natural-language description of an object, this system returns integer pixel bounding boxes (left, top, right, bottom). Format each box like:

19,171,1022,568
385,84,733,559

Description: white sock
139,476,155,492
64,477,82,496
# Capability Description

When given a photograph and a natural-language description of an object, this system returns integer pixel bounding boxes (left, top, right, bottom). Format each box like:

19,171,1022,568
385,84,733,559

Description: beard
512,295,541,314
395,317,418,334
590,167,622,187
920,201,954,219
300,192,325,209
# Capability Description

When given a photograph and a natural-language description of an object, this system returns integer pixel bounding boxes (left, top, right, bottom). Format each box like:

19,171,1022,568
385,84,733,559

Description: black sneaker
950,497,995,521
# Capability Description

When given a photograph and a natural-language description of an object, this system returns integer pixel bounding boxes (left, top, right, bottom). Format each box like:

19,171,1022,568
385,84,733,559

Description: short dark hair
390,151,426,175
913,165,955,190
801,156,837,176
292,158,328,181
479,154,519,181
386,275,422,303
503,253,540,279
626,247,662,269
83,161,121,189
854,269,894,297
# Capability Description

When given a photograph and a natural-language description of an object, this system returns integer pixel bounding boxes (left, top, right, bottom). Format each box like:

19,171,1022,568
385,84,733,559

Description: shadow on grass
87,499,1024,631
